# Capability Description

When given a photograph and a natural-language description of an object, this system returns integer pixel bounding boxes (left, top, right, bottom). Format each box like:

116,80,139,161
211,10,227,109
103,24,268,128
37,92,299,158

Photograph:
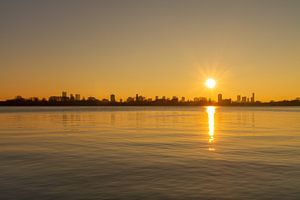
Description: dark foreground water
0,106,299,200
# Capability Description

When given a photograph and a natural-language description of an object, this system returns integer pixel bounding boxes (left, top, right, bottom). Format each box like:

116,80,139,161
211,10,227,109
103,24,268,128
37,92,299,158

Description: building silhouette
110,94,116,103
62,91,67,98
237,95,241,102
3,90,300,107
127,97,134,102
49,96,61,102
172,96,179,103
251,93,255,103
218,94,223,104
222,98,232,105
242,96,247,103
61,91,68,101
75,94,80,101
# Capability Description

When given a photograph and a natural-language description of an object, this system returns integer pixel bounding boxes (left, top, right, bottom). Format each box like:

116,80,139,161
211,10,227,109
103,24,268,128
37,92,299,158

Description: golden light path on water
206,106,216,151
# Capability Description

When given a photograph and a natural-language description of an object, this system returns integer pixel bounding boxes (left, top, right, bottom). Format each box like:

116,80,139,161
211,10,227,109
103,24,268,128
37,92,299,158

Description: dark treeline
0,96,300,106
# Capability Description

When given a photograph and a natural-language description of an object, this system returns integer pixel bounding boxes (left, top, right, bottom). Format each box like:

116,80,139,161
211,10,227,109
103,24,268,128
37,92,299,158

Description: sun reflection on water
206,106,215,151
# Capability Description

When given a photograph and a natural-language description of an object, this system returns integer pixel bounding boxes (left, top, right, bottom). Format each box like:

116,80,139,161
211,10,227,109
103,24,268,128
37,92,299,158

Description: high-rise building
110,94,116,103
138,96,144,102
75,94,80,101
251,93,255,103
237,95,241,102
62,91,67,98
136,94,139,102
61,91,68,101
70,94,75,101
218,94,223,103
242,96,247,103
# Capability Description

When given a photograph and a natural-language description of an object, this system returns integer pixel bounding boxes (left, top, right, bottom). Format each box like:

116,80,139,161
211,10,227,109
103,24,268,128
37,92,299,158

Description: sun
205,78,216,89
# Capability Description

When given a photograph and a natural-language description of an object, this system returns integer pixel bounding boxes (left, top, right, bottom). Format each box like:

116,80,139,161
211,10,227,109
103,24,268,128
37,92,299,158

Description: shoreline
0,104,300,107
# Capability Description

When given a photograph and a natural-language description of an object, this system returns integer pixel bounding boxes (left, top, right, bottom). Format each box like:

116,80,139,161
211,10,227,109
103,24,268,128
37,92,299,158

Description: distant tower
110,94,116,103
136,94,139,102
62,91,68,101
237,95,241,103
62,91,67,98
251,93,255,103
242,96,247,103
218,94,223,104
75,94,80,101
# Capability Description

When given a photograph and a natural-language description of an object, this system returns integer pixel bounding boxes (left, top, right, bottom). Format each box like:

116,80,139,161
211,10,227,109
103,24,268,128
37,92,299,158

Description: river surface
0,106,299,199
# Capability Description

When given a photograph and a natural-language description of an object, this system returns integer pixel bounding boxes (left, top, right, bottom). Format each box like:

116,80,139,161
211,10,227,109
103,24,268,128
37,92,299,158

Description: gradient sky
0,0,299,101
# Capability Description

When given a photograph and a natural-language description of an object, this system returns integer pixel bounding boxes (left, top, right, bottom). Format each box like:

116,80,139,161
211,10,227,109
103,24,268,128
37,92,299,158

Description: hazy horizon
1,0,299,101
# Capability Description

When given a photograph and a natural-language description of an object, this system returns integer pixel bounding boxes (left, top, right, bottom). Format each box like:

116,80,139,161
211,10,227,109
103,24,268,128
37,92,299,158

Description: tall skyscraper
61,91,68,101
237,95,241,102
75,94,80,101
218,94,223,103
242,96,247,103
110,94,116,103
62,91,67,98
251,93,255,103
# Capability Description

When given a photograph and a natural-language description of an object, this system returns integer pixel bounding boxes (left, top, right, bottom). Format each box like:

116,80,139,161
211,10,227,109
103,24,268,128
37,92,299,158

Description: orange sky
0,0,299,101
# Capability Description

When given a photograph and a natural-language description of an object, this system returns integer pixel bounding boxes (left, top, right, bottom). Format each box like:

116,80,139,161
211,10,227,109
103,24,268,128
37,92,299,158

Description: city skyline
1,90,300,106
4,90,260,103
2,88,299,102
1,0,300,101
0,90,260,103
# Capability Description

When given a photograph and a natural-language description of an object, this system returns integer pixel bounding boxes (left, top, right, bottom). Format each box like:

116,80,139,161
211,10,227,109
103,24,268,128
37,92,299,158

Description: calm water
0,106,299,200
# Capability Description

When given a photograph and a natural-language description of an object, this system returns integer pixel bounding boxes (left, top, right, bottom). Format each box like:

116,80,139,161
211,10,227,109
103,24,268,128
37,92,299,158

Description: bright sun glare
205,78,216,89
